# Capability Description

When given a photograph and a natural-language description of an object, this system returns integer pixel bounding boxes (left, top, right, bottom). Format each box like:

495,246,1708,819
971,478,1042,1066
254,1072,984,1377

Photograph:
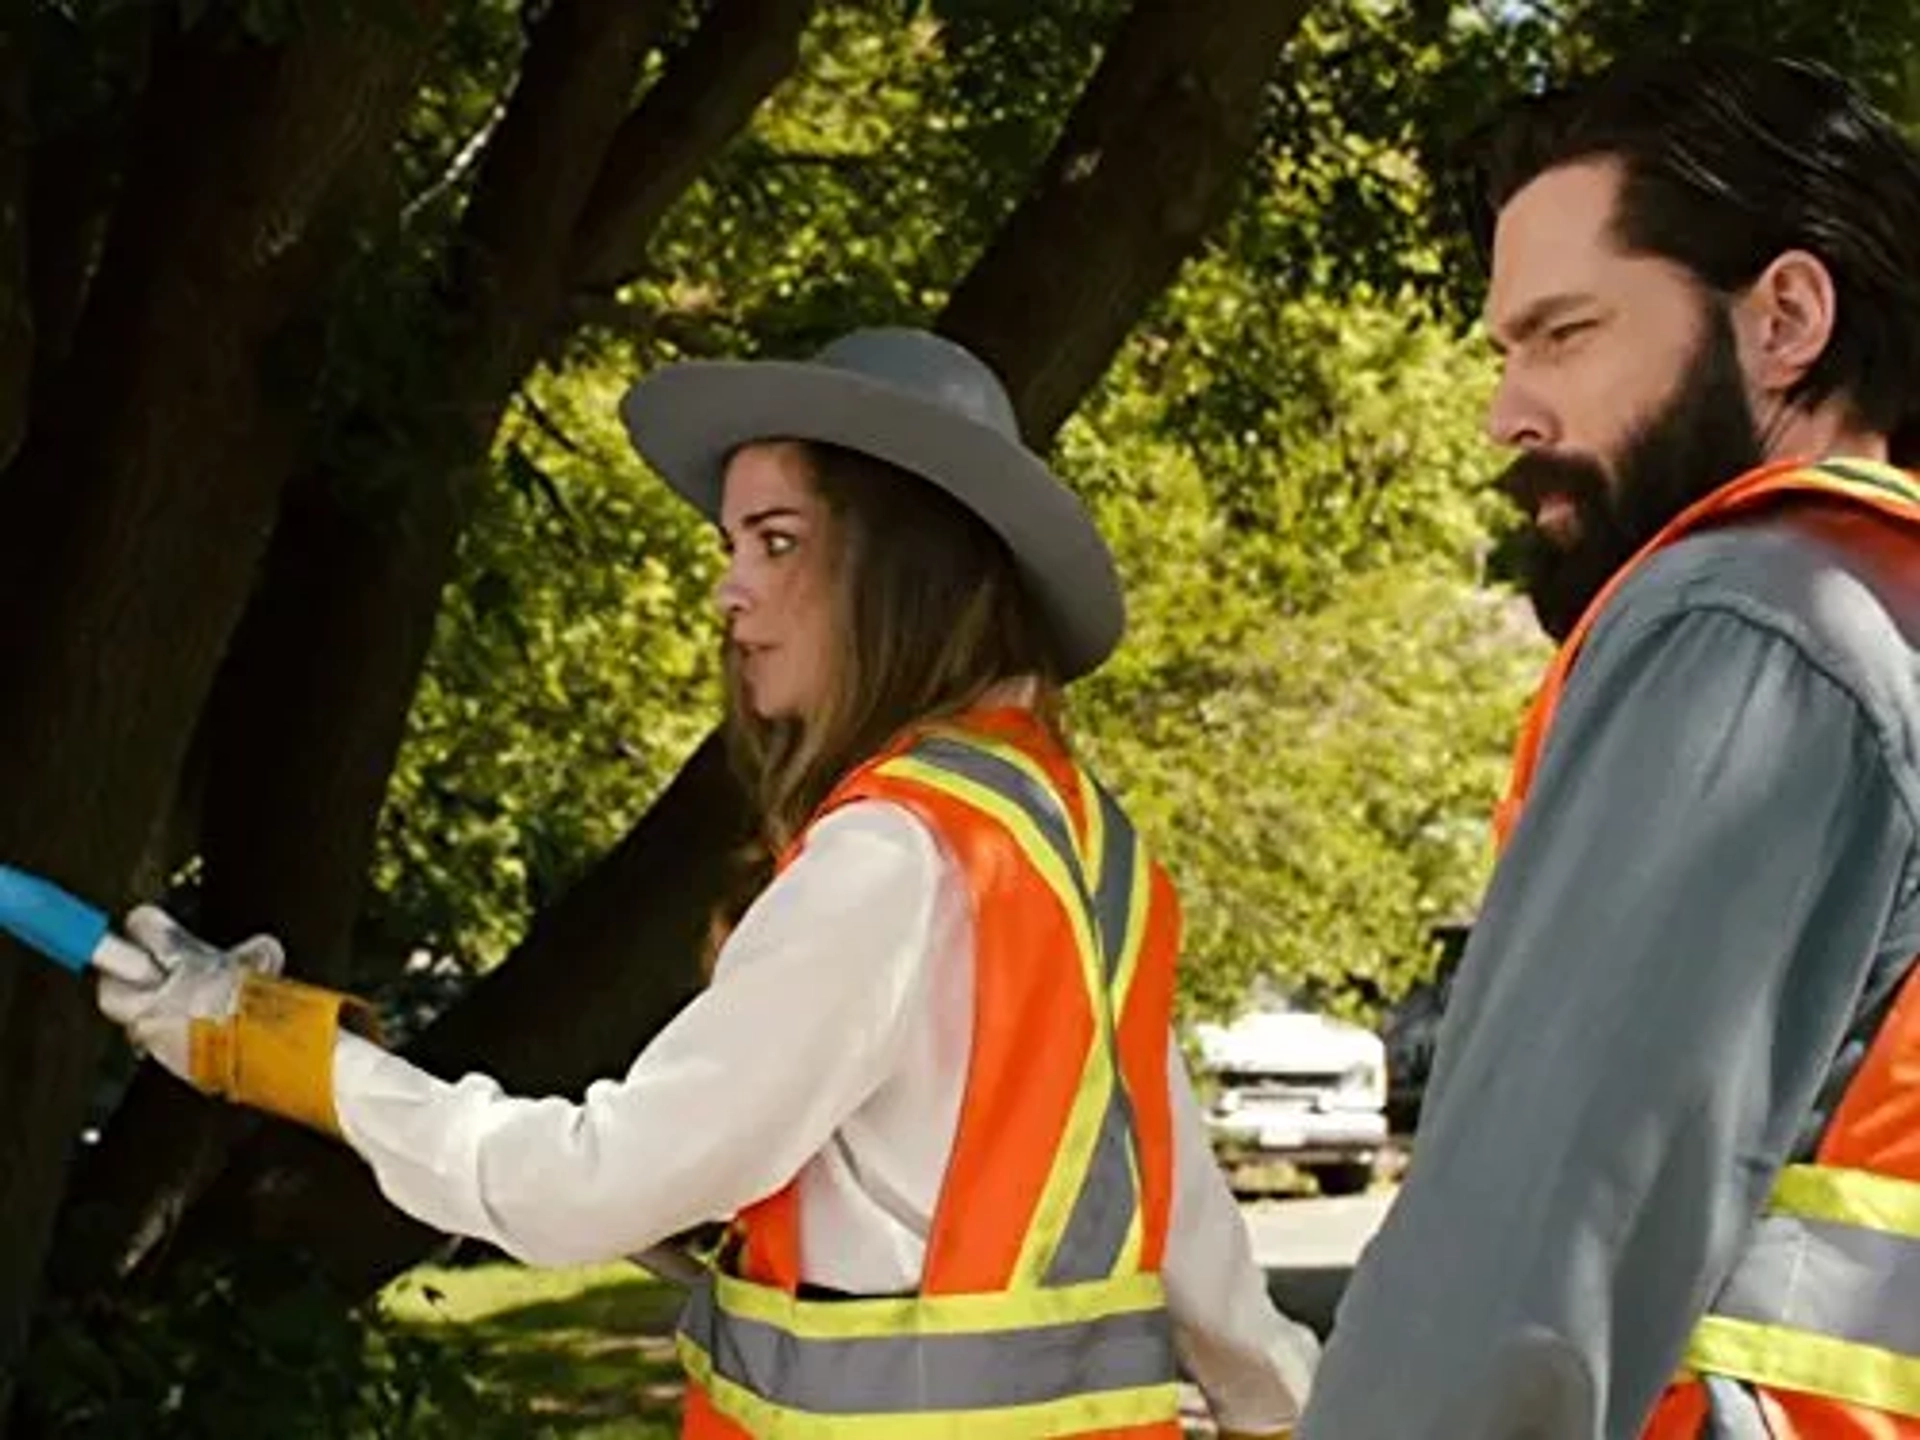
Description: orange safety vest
1497,458,1920,1439
679,707,1186,1438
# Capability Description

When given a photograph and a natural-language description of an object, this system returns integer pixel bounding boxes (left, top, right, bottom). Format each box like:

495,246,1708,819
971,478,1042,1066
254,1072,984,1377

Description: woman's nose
714,563,750,621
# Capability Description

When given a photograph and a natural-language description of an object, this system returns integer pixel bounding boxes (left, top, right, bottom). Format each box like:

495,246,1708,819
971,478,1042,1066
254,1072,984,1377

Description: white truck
1193,993,1389,1197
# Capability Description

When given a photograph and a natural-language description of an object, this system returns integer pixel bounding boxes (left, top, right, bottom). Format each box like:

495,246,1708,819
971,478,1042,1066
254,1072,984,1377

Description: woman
97,327,1317,1438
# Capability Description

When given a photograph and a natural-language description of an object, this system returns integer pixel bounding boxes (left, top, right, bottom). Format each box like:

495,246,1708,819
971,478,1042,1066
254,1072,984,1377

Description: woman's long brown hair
707,440,1066,966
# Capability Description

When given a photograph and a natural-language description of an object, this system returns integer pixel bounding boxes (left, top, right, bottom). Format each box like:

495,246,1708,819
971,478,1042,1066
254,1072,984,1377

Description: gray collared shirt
1298,511,1920,1439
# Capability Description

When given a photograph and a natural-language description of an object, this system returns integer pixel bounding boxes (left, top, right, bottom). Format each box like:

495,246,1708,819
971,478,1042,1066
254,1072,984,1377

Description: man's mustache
1496,450,1609,515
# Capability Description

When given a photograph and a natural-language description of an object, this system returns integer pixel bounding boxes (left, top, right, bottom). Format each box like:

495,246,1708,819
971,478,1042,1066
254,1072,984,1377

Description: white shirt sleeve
330,800,943,1267
1163,1033,1321,1432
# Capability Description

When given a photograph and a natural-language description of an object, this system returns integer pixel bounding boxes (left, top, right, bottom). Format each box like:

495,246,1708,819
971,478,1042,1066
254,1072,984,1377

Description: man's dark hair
1462,48,1920,462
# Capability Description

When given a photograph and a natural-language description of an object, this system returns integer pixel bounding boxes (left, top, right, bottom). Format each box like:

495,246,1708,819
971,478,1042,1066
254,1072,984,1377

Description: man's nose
1486,368,1555,450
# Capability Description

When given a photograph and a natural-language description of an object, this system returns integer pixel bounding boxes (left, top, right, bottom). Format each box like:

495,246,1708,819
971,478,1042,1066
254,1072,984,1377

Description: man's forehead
1485,158,1626,331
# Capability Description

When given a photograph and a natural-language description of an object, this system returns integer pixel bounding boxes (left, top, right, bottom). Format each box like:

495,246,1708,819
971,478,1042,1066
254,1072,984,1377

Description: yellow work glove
96,905,379,1137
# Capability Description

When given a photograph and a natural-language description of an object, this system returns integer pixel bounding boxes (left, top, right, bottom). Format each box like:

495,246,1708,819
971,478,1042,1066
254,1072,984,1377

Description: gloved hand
98,905,378,1136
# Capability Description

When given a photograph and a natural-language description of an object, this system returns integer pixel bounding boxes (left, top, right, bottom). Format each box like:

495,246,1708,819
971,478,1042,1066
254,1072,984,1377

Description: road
1246,1189,1393,1271
1250,1187,1393,1342
1180,1190,1397,1434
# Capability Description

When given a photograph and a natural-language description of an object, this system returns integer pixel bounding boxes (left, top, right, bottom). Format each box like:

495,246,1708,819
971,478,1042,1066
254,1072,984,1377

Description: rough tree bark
0,5,450,1417
0,14,28,471
60,0,817,1293
140,0,1316,1302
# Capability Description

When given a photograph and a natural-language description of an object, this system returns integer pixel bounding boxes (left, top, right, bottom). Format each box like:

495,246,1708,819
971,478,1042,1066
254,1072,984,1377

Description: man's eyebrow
1485,293,1596,354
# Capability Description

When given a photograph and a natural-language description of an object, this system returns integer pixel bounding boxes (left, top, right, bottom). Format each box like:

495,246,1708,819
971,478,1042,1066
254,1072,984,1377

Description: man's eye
1546,319,1594,347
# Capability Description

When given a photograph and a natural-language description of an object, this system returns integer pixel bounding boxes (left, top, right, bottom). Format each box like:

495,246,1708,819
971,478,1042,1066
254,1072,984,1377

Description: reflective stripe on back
1051,774,1150,1283
1712,1210,1920,1357
684,722,1181,1435
680,1273,1176,1416
1686,1163,1920,1416
885,732,1146,1287
1685,1316,1920,1418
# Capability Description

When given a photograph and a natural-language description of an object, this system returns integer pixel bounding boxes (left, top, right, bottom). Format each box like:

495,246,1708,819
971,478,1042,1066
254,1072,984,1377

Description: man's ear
1735,249,1839,394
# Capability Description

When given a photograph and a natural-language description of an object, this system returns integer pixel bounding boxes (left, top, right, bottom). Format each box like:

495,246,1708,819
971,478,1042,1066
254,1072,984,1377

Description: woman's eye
764,532,797,558
1546,319,1594,348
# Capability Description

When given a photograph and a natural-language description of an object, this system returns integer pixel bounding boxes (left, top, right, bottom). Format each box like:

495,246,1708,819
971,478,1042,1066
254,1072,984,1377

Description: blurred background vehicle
1379,922,1472,1137
1194,982,1388,1197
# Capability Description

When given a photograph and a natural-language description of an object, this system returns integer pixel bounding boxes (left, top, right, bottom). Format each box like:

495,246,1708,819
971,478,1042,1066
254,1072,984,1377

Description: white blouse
332,800,1319,1432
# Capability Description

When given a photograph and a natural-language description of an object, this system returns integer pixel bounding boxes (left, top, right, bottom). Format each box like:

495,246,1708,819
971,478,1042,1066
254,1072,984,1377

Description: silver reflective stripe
679,1281,1178,1415
894,736,1149,1283
910,738,1088,908
1047,1086,1138,1283
1088,779,1136,986
1047,778,1144,1284
1712,1212,1920,1357
1702,1376,1774,1439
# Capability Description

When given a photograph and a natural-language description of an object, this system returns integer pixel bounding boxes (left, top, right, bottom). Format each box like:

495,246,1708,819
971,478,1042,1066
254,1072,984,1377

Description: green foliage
368,0,1920,1023
1083,568,1542,1022
383,1262,685,1437
372,0,1549,1015
1061,283,1542,1019
18,1260,535,1440
1251,0,1920,328
372,359,721,971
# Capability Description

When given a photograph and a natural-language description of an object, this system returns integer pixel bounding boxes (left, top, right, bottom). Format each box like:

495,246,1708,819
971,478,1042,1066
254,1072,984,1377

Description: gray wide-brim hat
618,327,1124,679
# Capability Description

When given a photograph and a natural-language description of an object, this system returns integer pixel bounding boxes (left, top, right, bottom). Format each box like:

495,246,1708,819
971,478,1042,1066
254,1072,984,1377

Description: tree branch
937,0,1316,445
571,0,819,292
440,0,677,421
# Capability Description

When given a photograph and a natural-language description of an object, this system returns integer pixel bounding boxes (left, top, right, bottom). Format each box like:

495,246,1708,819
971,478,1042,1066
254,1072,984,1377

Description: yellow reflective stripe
876,755,1098,977
1015,1018,1119,1287
874,752,1116,1287
989,749,1116,1286
1686,1314,1920,1417
902,733,1136,1287
1078,757,1107,883
709,1270,1168,1340
1106,810,1152,1279
879,756,1098,983
1098,802,1152,1282
1810,458,1920,507
681,1336,1182,1438
1770,1163,1920,1239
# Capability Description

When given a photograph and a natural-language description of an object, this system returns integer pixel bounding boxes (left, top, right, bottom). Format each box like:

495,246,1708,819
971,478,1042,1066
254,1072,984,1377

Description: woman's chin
746,691,798,724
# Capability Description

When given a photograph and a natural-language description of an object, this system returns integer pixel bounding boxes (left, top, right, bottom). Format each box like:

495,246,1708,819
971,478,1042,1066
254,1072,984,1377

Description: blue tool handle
0,864,110,974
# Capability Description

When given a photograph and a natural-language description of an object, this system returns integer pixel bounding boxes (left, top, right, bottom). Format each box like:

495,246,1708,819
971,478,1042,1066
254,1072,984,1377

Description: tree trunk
133,0,1317,1304
19,6,154,398
62,0,812,1295
0,14,27,471
0,5,449,1416
938,0,1314,445
161,730,749,1297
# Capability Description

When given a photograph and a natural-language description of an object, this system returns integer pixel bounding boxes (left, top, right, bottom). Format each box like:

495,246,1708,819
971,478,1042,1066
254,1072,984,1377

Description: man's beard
1498,307,1766,641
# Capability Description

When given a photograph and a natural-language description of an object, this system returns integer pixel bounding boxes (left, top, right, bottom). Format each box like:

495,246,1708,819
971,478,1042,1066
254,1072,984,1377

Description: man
1298,50,1920,1440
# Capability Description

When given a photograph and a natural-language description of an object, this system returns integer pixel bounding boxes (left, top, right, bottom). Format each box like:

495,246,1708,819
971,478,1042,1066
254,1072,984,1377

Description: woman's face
714,441,842,723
